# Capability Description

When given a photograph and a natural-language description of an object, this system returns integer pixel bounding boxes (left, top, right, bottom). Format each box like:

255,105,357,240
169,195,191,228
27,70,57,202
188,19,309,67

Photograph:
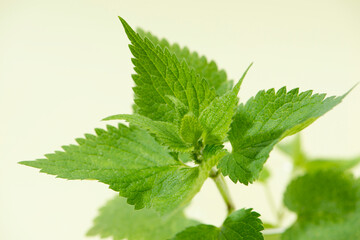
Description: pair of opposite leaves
20,17,351,240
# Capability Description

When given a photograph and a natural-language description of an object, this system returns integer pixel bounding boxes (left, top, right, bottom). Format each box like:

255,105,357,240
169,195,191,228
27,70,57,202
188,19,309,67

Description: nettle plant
21,17,359,240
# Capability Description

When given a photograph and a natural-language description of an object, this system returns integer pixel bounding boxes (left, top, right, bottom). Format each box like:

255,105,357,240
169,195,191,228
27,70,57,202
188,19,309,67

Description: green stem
263,182,285,227
210,169,235,215
263,182,280,226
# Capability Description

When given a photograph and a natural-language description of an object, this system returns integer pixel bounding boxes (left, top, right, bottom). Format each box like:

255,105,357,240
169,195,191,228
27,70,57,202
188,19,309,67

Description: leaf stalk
210,169,235,215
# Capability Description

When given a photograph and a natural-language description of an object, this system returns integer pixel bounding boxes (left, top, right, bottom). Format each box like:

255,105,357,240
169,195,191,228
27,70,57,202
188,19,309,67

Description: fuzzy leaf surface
172,208,264,240
20,124,224,213
137,28,232,95
120,18,216,122
87,196,199,240
218,87,347,184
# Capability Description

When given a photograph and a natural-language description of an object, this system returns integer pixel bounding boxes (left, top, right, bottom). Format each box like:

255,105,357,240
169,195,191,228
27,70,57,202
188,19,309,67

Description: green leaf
87,196,199,240
199,91,238,144
119,17,216,122
198,64,252,144
282,209,360,240
104,113,192,152
263,233,282,240
304,156,360,172
136,28,233,95
278,134,360,172
172,208,264,240
284,170,358,221
258,166,271,183
262,222,277,229
172,225,220,240
178,152,193,163
218,87,348,184
179,114,203,145
166,95,189,123
277,134,307,167
283,176,360,240
20,124,225,214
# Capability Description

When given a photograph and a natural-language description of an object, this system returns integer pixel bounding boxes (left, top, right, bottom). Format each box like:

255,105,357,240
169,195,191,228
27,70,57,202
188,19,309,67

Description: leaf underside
87,196,199,240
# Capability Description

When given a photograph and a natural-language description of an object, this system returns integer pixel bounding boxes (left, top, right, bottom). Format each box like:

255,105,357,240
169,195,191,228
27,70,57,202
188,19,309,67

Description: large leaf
283,170,357,221
172,208,264,240
282,210,360,240
87,196,199,240
282,172,360,240
119,17,216,122
20,124,225,214
218,87,348,184
137,28,233,95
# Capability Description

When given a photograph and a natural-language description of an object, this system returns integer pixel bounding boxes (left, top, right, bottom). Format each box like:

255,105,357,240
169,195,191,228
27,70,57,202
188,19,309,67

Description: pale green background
1,0,360,239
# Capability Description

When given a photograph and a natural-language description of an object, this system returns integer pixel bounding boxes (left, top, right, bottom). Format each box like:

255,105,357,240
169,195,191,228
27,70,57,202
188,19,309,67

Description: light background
1,0,360,239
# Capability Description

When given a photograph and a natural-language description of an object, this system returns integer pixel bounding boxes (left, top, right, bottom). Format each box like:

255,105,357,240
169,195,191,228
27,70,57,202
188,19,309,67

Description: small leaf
218,87,349,184
305,156,360,172
258,166,271,183
104,113,192,152
180,114,203,144
172,208,264,240
198,65,252,144
278,135,360,172
277,134,307,167
87,196,199,240
199,91,238,144
166,95,189,123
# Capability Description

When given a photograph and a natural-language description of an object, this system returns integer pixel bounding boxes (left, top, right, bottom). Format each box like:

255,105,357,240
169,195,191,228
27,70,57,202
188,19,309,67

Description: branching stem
210,169,235,215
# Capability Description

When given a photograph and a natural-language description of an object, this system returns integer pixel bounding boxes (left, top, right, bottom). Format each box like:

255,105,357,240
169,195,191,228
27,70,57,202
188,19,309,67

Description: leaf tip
118,16,127,25
18,160,39,168
101,116,111,121
345,82,359,96
233,62,254,94
118,16,136,38
102,114,123,121
18,160,28,166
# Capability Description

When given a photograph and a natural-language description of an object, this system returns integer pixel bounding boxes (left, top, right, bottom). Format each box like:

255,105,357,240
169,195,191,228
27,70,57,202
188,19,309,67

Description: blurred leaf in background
87,196,199,240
